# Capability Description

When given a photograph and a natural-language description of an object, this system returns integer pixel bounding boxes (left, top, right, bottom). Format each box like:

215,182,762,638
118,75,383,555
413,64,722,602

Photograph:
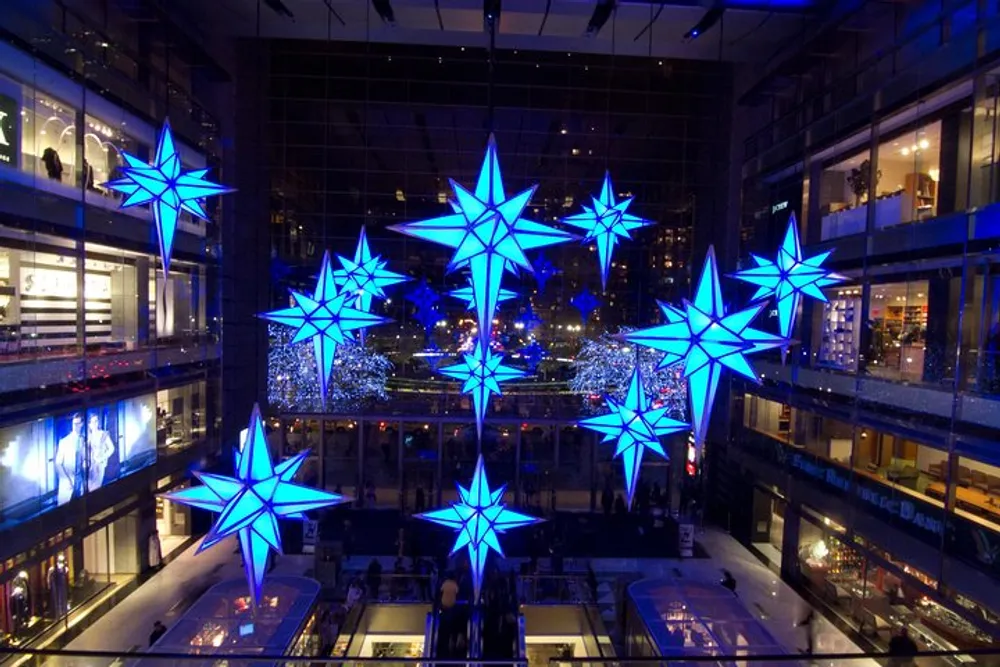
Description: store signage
303,519,318,554
0,93,16,166
789,453,944,537
771,201,788,214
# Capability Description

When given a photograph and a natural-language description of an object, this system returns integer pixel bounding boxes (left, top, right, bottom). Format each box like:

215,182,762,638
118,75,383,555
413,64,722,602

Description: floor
49,526,871,664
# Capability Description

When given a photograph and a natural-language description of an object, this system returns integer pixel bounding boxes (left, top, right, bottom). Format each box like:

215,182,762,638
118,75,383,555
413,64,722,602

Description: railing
553,650,1000,665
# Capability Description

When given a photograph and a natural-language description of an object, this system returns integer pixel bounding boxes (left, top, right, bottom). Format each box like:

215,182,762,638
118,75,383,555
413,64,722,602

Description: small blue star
731,213,845,343
578,368,688,508
160,404,348,605
417,455,542,602
261,251,389,400
532,253,558,294
519,340,547,372
439,343,525,439
407,279,442,335
390,135,575,346
104,120,233,276
334,227,409,313
571,290,601,324
562,172,652,290
624,246,786,446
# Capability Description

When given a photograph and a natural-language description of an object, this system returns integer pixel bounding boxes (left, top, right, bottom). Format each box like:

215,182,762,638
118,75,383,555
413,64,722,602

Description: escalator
427,602,474,659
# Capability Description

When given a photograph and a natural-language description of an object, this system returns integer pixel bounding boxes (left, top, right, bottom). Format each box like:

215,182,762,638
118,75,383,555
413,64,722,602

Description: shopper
797,609,816,654
366,558,383,599
720,569,738,596
888,627,918,667
149,620,167,647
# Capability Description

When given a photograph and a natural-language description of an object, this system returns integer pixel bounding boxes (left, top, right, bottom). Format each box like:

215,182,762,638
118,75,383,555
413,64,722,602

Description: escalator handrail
468,605,482,660
579,599,607,659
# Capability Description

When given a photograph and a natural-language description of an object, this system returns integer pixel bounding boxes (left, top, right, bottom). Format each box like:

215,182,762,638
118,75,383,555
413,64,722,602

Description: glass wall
156,381,207,454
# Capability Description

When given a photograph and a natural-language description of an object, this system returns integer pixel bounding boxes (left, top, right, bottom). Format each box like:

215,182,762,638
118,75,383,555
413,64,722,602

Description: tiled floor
53,525,872,663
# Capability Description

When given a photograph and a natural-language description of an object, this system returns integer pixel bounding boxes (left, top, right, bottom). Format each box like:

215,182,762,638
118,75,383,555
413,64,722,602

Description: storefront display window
952,456,1000,533
818,148,872,240
815,285,862,372
21,91,76,190
874,121,942,227
866,281,929,381
156,381,206,453
743,394,794,443
81,114,139,202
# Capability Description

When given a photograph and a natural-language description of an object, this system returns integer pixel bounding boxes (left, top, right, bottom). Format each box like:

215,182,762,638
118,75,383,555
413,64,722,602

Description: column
398,420,404,511
924,275,952,383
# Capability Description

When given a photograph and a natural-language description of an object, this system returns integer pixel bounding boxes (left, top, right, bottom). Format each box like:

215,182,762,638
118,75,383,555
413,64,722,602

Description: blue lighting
624,246,786,446
261,251,389,400
104,120,233,276
390,135,576,346
333,227,409,313
406,279,443,335
160,404,348,605
578,368,688,507
532,253,558,295
416,455,541,602
571,290,601,324
561,172,652,290
520,340,547,371
731,213,845,344
449,280,518,312
439,343,525,439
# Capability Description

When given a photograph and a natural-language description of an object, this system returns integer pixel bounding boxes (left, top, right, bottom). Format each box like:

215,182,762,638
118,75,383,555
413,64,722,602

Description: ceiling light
901,147,910,156
918,139,930,150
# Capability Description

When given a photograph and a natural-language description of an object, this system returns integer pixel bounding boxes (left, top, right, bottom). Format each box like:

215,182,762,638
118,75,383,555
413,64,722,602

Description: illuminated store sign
0,93,17,166
790,453,944,536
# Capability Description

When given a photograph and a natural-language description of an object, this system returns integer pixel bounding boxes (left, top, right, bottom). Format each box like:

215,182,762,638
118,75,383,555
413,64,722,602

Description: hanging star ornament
406,279,442,336
562,172,653,290
623,246,787,447
104,120,234,276
532,253,558,295
160,404,348,605
416,455,541,602
519,340,547,372
439,343,525,439
571,290,601,324
731,213,845,344
333,227,408,313
579,368,688,508
261,251,389,400
389,135,576,345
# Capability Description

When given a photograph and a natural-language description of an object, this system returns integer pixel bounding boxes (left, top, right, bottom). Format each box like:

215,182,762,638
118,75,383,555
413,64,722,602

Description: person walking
797,609,816,654
720,569,738,596
888,627,919,667
149,620,167,647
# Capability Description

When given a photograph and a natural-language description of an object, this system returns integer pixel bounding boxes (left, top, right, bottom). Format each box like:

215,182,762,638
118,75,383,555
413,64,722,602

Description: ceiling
172,0,817,62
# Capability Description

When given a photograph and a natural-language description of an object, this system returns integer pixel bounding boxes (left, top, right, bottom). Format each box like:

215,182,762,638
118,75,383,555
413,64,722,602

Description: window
818,148,871,240
874,121,942,227
814,285,862,372
866,281,929,381
156,382,206,453
953,456,1000,534
22,91,76,189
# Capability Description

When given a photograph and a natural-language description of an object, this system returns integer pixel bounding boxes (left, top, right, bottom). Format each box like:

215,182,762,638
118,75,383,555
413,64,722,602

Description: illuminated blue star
104,120,233,276
439,343,525,439
417,455,541,602
389,135,576,345
731,212,845,342
519,340,547,372
532,253,558,294
579,368,688,508
333,227,408,313
624,246,786,446
571,290,601,324
449,280,518,312
562,172,652,290
407,279,442,335
160,404,348,605
261,251,389,399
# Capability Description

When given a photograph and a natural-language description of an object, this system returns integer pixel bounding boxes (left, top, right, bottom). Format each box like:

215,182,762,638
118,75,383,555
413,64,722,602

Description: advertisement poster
0,419,56,523
86,403,119,491
119,394,156,477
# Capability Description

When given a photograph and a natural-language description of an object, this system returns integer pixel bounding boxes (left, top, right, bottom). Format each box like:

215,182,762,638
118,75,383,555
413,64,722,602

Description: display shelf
819,292,862,370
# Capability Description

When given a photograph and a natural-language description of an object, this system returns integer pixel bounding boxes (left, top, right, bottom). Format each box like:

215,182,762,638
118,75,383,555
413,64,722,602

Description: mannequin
41,148,62,181
10,571,30,635
46,554,69,619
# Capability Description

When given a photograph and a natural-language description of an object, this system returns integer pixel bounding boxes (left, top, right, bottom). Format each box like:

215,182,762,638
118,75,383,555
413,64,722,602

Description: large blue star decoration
416,455,541,602
406,279,442,335
334,227,409,313
389,134,576,346
571,290,601,324
439,343,525,439
449,280,518,313
104,120,234,277
579,368,688,508
562,172,652,290
623,246,787,447
160,404,348,605
731,213,845,344
261,251,389,400
532,253,558,295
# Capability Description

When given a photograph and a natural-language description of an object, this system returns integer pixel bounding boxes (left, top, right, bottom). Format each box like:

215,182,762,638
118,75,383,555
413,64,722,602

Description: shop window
81,114,142,207
866,281,929,381
800,414,854,465
953,456,1000,534
0,419,58,527
156,381,206,453
818,148,871,241
815,285,862,373
852,431,946,507
874,121,942,227
743,394,793,443
21,90,77,190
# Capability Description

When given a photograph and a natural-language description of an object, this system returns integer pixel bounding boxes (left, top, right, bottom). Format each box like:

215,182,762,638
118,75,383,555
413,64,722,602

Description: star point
561,172,652,290
578,368,688,507
261,251,389,400
160,404,349,604
103,120,234,276
416,456,541,602
624,246,787,446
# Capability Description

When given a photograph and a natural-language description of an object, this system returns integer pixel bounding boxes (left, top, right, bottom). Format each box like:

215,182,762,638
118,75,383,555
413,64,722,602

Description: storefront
0,507,144,647
154,475,192,562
